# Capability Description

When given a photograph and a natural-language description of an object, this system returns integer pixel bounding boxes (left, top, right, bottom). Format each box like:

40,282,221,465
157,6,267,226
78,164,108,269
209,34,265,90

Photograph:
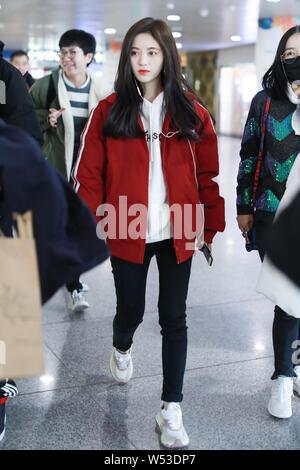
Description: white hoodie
140,92,172,243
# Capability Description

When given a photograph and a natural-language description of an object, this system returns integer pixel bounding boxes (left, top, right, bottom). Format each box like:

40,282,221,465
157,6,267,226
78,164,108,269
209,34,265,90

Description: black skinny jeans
111,238,193,403
256,220,300,379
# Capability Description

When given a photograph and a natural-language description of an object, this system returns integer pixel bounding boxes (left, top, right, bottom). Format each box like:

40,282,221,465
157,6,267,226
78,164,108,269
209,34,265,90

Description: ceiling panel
0,0,259,52
0,0,299,54
260,0,300,17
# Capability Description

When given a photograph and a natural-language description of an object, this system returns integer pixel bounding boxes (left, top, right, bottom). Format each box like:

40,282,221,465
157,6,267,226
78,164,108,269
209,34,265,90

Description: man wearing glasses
30,29,108,313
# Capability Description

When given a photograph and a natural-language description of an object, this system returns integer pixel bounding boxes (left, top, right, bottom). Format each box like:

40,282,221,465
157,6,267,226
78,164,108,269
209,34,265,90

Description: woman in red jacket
73,17,225,448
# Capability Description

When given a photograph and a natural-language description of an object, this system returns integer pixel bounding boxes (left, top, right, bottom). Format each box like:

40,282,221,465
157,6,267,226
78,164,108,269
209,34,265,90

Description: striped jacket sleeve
195,106,225,243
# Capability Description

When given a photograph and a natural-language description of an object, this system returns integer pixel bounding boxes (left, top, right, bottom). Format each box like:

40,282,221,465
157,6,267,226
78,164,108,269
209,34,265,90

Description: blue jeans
256,220,300,379
111,239,193,402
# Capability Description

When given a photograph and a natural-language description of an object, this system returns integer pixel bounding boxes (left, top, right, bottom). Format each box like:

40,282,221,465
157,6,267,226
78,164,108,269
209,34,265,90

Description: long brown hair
103,17,202,140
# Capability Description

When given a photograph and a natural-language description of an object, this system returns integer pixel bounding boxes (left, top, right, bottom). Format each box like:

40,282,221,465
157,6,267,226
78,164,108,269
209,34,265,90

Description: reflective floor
2,136,300,450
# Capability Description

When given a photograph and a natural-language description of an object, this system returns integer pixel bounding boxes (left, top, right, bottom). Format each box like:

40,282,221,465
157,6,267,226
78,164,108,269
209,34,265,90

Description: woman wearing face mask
237,26,300,419
72,17,225,448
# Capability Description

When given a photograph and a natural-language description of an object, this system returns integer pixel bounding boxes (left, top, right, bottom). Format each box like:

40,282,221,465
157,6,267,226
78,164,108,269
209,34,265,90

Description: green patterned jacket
237,90,300,222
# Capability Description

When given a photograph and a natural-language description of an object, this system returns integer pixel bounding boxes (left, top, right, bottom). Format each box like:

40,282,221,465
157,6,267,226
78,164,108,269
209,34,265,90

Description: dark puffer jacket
0,119,108,303
0,41,42,145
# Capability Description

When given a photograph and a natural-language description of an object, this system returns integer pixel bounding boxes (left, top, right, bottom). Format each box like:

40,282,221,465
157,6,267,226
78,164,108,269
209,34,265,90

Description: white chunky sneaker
294,366,300,396
79,282,89,293
156,402,189,449
268,376,294,419
69,290,89,313
110,347,133,383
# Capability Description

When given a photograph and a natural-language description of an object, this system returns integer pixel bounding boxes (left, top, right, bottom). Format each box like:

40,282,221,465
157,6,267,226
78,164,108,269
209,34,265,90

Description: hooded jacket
73,92,225,264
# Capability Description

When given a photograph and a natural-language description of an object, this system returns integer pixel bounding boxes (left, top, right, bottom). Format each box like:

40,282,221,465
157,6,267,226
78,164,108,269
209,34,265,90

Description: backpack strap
46,74,56,110
251,96,271,208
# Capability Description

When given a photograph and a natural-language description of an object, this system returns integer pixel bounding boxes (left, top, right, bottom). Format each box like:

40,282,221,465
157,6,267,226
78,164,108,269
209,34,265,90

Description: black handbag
244,226,258,252
243,96,271,251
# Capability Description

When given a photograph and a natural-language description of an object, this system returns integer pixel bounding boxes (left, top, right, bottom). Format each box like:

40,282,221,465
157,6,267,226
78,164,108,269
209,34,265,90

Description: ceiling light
172,32,182,38
94,52,104,63
230,35,242,42
266,0,280,2
104,28,116,35
167,15,181,21
199,8,209,17
167,2,175,8
40,374,54,384
176,42,183,49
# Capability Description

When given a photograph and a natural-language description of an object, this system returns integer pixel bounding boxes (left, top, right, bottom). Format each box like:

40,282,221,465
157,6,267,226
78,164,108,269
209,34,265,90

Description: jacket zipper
161,135,181,264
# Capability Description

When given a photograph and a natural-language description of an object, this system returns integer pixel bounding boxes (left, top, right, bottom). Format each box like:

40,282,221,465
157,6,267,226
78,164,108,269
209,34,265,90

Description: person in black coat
0,41,42,145
0,119,109,442
0,118,108,303
9,50,35,89
267,190,300,289
0,41,43,235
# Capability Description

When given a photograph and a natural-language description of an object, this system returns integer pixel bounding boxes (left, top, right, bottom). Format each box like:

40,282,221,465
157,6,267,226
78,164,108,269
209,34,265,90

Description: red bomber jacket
72,92,225,264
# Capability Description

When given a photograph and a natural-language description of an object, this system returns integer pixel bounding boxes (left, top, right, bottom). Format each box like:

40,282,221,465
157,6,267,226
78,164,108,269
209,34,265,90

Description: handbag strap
13,211,33,239
0,211,33,239
251,96,271,208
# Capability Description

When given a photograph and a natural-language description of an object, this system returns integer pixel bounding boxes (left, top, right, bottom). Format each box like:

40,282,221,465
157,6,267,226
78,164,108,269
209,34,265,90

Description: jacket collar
105,92,118,104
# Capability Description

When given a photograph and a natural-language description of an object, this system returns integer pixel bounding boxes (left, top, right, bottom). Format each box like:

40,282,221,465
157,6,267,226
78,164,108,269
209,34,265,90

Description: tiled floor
2,136,300,450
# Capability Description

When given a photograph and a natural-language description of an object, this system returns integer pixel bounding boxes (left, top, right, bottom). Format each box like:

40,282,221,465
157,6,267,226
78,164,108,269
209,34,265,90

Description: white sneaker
79,282,89,293
156,402,189,449
294,366,300,396
268,376,294,418
110,347,133,383
69,290,89,313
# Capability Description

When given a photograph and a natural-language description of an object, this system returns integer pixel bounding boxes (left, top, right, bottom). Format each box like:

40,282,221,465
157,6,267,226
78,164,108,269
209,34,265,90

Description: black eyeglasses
58,49,80,59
